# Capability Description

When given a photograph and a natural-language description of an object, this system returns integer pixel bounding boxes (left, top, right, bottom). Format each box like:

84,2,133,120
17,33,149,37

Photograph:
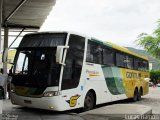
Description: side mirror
56,46,69,65
2,48,8,63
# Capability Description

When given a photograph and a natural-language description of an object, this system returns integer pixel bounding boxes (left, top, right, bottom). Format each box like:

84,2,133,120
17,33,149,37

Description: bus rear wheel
83,92,95,111
132,88,138,102
137,88,143,101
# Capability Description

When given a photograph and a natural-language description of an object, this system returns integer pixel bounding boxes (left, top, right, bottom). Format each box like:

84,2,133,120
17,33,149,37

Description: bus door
61,34,85,108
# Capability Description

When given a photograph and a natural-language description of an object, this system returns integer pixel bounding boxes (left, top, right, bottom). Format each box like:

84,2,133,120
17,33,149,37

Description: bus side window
140,60,148,71
102,48,115,66
116,52,125,68
124,55,133,69
86,40,102,64
143,61,149,71
134,58,147,71
134,58,139,70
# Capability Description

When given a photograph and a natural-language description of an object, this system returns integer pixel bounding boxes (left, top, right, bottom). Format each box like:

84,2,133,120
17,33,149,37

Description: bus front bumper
10,93,70,111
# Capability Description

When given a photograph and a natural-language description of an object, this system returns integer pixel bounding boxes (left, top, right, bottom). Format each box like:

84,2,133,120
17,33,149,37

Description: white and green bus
9,32,149,111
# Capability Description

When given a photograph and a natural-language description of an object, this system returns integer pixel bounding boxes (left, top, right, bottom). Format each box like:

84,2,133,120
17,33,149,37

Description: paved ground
134,87,160,114
1,87,159,120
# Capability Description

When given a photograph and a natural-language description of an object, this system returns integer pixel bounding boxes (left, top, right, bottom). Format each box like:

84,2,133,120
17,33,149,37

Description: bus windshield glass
11,33,67,87
19,33,67,48
12,48,61,87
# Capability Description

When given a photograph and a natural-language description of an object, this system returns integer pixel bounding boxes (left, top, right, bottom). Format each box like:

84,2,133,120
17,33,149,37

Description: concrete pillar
0,0,3,116
3,27,8,74
0,0,2,53
3,27,8,99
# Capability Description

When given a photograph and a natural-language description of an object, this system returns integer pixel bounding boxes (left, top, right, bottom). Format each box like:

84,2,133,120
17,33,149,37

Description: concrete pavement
0,100,2,120
2,99,152,120
134,87,160,114
80,104,152,120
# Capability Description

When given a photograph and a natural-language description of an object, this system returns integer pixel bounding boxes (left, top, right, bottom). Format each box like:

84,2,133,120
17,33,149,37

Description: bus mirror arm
56,46,69,65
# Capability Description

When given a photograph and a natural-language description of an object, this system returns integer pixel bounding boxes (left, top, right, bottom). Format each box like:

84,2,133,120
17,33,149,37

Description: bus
6,31,149,111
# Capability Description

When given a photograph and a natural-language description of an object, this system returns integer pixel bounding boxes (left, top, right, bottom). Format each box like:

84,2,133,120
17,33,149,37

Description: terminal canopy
2,0,56,30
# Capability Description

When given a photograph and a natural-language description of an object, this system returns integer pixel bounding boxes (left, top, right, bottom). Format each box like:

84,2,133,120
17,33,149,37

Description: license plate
24,100,32,104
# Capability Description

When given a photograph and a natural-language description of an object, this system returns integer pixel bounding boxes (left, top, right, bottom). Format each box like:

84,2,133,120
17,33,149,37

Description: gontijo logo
86,70,100,77
126,72,138,79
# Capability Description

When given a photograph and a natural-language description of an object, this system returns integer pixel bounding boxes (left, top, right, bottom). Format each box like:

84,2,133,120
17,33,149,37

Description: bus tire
132,88,138,102
83,91,95,111
137,88,143,101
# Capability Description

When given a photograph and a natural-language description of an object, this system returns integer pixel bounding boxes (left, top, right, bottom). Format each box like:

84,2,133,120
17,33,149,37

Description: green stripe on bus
102,65,125,95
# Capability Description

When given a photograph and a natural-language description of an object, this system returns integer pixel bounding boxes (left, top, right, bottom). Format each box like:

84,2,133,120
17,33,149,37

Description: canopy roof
2,0,56,30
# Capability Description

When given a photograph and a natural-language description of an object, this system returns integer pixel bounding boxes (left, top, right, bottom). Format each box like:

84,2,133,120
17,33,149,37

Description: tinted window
19,33,67,48
134,58,139,70
12,48,60,87
139,60,149,71
103,48,115,66
143,61,149,71
134,58,148,71
124,55,133,69
116,53,125,67
86,40,102,64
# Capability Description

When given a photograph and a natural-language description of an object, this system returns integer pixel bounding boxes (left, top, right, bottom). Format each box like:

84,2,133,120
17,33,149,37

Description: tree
137,21,160,59
150,70,160,83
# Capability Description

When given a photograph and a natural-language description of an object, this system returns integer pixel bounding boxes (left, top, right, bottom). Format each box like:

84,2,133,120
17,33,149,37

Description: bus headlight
43,91,61,97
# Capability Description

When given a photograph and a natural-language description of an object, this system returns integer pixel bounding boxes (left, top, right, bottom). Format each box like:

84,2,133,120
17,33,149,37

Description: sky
40,0,160,49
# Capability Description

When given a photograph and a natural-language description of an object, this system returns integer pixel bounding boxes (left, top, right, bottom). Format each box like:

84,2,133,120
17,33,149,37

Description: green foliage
150,70,160,82
137,21,160,59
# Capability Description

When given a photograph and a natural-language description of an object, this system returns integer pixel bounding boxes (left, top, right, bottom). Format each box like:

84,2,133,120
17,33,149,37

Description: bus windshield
11,33,67,88
12,48,61,87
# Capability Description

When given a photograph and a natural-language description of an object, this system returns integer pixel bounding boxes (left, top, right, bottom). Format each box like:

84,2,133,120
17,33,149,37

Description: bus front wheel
83,92,95,111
